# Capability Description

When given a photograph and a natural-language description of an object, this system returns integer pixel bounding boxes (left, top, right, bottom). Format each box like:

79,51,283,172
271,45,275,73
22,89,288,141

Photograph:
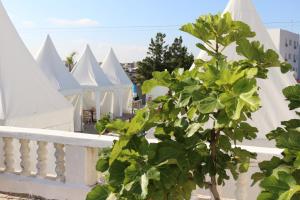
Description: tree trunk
210,129,221,200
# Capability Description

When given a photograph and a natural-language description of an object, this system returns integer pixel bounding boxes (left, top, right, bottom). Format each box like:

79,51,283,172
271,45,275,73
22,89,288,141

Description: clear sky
2,0,300,62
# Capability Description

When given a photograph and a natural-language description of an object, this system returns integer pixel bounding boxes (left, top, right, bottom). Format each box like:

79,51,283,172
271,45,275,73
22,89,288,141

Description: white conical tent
0,1,74,130
72,45,115,119
36,35,83,131
197,0,297,138
101,48,133,116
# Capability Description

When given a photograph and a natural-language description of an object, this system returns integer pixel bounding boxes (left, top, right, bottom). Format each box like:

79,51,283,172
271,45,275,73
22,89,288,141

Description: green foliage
87,13,288,200
253,85,300,200
95,114,112,134
65,51,77,72
137,33,194,83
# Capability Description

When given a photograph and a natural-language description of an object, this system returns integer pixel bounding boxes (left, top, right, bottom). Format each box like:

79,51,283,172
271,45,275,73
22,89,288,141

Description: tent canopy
36,35,82,96
197,0,297,137
101,48,133,116
101,48,133,87
0,1,74,130
72,45,114,90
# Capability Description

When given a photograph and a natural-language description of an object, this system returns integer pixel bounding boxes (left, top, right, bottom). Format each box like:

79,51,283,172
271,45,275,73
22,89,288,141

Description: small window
289,40,292,46
295,41,298,49
289,53,292,60
285,53,288,61
294,54,297,63
285,39,289,47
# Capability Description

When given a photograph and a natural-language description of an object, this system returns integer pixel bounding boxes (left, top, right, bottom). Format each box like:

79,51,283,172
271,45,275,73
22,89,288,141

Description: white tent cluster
0,1,74,131
36,35,83,131
0,0,134,132
72,45,114,120
0,0,297,140
72,45,133,120
196,0,297,138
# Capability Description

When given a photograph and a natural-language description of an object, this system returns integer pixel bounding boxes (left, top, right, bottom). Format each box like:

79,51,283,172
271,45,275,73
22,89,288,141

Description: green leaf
196,96,222,114
251,172,265,186
109,138,130,165
106,119,129,134
232,78,256,95
146,167,160,181
280,62,292,73
142,79,160,94
218,135,231,151
187,107,198,120
239,87,260,111
260,176,290,193
257,192,277,200
278,185,300,200
86,185,110,200
96,158,109,172
283,85,300,110
259,157,282,175
186,123,202,137
278,171,297,187
124,163,140,185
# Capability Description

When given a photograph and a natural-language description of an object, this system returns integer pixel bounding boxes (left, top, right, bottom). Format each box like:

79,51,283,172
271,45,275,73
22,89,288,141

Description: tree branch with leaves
252,85,300,200
87,13,291,200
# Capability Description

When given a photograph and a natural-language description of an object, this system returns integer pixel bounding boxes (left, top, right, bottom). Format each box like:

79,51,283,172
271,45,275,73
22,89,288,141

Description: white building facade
268,28,300,80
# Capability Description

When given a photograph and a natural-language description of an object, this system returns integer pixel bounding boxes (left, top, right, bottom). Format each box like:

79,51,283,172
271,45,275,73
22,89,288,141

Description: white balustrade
36,141,48,178
19,139,31,176
54,143,65,182
3,137,14,173
0,126,284,200
0,126,116,200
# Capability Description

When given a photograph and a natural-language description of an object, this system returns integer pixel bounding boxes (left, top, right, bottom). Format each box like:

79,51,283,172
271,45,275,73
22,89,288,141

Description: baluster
54,143,65,182
36,141,47,178
19,139,31,176
235,172,249,200
3,137,14,173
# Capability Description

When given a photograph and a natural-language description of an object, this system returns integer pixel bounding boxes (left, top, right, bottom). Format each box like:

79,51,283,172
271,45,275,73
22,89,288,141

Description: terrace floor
0,193,41,200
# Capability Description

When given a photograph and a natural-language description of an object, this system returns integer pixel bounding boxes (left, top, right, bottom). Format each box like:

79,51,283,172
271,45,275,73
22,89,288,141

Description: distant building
99,61,138,83
268,28,300,80
121,62,138,84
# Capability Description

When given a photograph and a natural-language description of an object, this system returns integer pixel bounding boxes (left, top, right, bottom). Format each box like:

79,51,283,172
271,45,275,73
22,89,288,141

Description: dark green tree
137,33,167,83
165,36,194,72
137,33,194,83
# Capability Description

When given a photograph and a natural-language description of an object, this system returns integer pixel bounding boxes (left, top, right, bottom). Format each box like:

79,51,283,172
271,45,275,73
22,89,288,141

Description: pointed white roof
0,1,73,129
101,48,133,86
72,45,113,90
197,0,297,137
36,35,82,96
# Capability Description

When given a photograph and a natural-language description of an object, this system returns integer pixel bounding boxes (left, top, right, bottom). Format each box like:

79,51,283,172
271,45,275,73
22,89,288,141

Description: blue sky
2,0,300,62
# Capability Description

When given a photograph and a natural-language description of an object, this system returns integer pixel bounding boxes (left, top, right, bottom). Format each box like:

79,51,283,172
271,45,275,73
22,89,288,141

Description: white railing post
235,172,249,200
65,146,98,186
3,137,14,173
19,139,31,176
36,141,48,178
54,143,65,182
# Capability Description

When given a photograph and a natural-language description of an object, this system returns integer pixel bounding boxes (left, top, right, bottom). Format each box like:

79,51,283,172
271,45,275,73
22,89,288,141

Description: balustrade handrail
0,126,282,155
0,126,117,148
